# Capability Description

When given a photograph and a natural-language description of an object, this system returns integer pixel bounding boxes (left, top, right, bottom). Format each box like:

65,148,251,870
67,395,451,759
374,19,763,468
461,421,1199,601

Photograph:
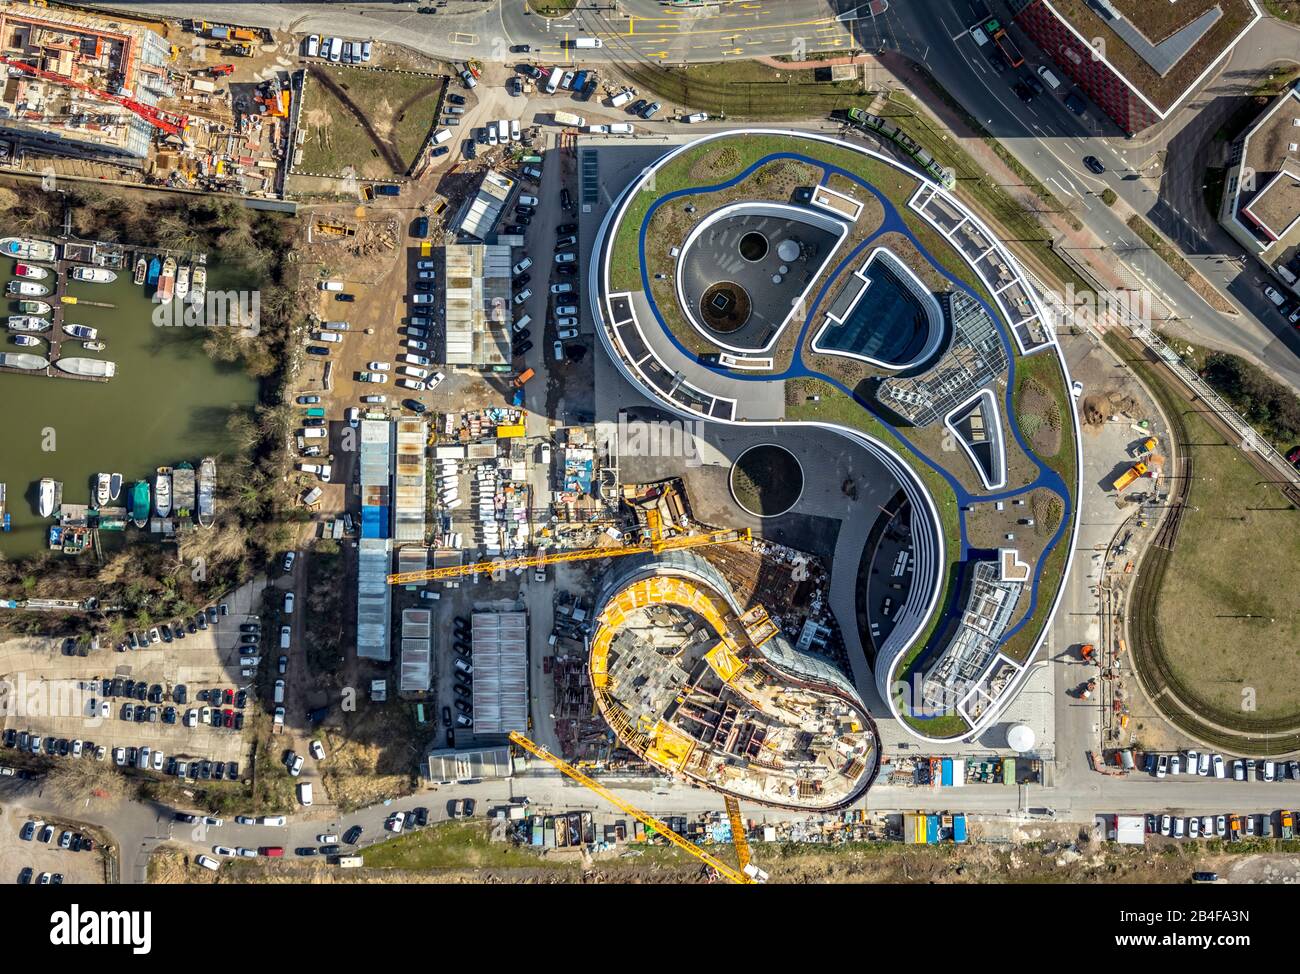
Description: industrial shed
470,610,528,735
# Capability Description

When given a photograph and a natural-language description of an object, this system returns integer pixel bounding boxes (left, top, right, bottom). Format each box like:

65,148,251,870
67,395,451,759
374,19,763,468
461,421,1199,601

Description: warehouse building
425,745,513,783
399,607,432,693
393,418,428,542
452,168,515,240
356,420,393,662
443,242,513,368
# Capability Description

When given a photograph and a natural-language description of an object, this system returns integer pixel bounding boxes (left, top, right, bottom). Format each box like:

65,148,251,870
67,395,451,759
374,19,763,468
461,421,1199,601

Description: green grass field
362,822,571,871
617,60,864,120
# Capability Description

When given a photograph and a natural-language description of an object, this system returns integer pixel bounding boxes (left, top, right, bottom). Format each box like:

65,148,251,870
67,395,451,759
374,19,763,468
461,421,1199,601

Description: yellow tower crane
387,527,751,585
508,732,762,885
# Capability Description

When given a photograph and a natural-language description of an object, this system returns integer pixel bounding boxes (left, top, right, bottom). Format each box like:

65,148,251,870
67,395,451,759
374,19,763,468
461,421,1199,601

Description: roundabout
591,129,1082,743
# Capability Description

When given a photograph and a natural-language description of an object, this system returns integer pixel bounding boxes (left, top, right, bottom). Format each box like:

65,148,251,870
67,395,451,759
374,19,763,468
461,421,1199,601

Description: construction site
0,8,289,197
586,548,879,812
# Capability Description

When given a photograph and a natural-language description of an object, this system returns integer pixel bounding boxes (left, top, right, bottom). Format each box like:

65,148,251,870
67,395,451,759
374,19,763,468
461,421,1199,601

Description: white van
572,37,603,49
609,89,634,108
329,37,342,63
300,427,326,439
314,331,343,343
401,365,429,380
319,280,345,292
274,680,285,704
608,122,634,135
487,125,499,146
545,66,562,94
305,35,320,58
510,119,521,142
433,128,452,145
280,624,291,649
1036,65,1062,91
298,782,313,806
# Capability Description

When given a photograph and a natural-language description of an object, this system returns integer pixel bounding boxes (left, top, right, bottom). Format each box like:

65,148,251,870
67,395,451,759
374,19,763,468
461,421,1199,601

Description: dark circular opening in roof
730,444,803,519
699,281,751,333
738,231,769,262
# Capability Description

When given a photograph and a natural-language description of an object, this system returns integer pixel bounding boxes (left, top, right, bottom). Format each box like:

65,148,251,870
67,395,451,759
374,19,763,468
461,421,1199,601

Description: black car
514,328,531,343
164,757,177,776
198,760,212,780
454,616,470,632
1013,82,1035,103
454,685,472,700
512,273,531,289
1193,871,1219,883
515,204,535,216
462,798,475,817
454,700,472,715
513,340,533,357
556,264,577,277
160,625,173,643
560,188,574,210
173,685,187,705
134,683,147,702
227,761,239,779
163,707,177,725
148,684,163,703
319,844,342,855
240,634,260,645
448,93,466,105
432,145,450,158
442,705,452,726
1083,155,1106,175
503,224,526,236
335,293,355,303
344,825,364,845
173,625,186,641
186,620,197,634
510,44,530,54
514,213,532,227
127,631,139,649
629,99,646,116
413,807,429,827
404,399,428,414
557,223,577,236
18,867,33,885
306,346,331,356
240,623,261,634
234,712,245,731
296,847,319,857
235,690,247,709
112,678,125,697
3,729,15,748
196,613,208,631
210,763,224,781
1023,74,1044,97
453,639,472,654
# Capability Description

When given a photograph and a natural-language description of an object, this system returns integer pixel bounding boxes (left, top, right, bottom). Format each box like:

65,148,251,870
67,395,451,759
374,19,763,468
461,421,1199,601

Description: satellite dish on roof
1007,724,1035,753
777,239,800,262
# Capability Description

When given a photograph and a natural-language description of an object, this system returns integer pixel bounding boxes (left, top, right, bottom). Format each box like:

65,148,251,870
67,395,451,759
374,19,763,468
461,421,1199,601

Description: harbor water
0,255,259,557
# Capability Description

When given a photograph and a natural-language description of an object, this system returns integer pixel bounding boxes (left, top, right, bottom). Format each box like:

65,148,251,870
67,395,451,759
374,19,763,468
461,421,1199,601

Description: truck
1281,810,1294,839
513,367,535,388
1111,462,1148,493
553,111,586,128
984,18,1025,68
335,855,363,867
570,36,603,49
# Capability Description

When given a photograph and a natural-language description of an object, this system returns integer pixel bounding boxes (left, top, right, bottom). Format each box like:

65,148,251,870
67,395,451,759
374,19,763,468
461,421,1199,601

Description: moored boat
130,480,150,527
146,256,161,286
55,357,116,378
109,472,123,501
154,466,172,518
95,473,111,508
63,323,98,340
133,257,148,285
175,265,190,301
1,237,57,261
82,340,106,351
38,478,56,518
18,300,51,315
172,461,196,518
189,265,206,305
198,456,216,527
7,280,49,297
0,483,8,532
14,262,48,280
0,352,49,370
12,334,42,347
155,257,176,303
7,316,51,332
71,266,117,283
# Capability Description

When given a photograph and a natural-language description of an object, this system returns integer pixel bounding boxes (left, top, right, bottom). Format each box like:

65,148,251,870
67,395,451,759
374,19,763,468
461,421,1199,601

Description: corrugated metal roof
470,610,528,735
357,538,392,661
425,746,514,782
444,243,514,367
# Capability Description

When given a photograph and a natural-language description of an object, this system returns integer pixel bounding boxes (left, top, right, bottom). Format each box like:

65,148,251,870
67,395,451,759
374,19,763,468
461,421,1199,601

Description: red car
259,847,284,858
223,689,234,706
1288,446,1300,467
223,709,234,728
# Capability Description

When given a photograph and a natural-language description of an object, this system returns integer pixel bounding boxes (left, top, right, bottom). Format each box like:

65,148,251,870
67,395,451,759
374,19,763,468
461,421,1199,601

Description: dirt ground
0,804,106,885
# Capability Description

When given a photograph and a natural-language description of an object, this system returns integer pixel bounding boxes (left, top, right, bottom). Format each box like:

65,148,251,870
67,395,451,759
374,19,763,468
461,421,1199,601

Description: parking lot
0,804,104,885
0,584,265,773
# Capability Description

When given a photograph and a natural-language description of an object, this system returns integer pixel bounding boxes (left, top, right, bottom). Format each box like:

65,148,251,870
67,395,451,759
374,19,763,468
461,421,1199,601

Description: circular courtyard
729,443,803,518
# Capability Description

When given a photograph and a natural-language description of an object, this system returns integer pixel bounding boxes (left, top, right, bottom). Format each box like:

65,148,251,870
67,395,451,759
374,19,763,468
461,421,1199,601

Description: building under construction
0,6,175,160
588,549,880,811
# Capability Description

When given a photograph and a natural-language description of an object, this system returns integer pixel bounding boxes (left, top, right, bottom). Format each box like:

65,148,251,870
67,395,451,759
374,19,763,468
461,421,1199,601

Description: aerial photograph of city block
0,0,1299,943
